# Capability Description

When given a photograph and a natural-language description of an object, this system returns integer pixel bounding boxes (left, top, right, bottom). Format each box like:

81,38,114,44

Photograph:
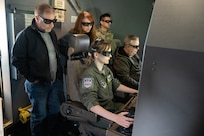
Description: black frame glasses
81,22,94,26
100,51,112,57
129,44,139,49
39,15,57,24
102,20,112,23
91,39,111,57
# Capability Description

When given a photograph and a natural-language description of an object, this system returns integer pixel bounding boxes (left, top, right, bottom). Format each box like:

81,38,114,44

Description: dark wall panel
133,0,204,135
146,0,204,52
133,47,204,136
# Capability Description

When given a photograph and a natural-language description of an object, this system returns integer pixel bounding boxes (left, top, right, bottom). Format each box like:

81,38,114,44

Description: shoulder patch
82,78,93,88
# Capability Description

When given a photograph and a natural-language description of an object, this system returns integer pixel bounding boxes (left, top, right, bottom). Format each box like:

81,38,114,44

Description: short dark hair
99,13,111,21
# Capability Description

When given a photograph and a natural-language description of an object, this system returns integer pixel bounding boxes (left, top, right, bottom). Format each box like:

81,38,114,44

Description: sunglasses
91,39,111,57
100,51,112,57
129,44,139,49
39,15,57,24
102,20,112,23
81,22,94,26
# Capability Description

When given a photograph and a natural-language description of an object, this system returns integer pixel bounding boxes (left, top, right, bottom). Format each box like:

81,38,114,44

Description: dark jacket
113,47,141,89
12,19,63,82
58,33,73,56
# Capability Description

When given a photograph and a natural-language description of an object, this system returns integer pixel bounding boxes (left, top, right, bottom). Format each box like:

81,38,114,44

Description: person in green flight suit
79,39,138,129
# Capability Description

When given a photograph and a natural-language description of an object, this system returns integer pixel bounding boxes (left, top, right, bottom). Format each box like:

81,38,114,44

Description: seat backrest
66,34,90,102
61,34,114,136
69,34,90,54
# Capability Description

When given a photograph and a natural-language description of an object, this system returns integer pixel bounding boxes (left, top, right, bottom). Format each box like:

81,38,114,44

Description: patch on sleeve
82,78,93,88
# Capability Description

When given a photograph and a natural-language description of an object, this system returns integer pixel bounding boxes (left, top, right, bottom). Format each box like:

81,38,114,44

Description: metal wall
133,0,204,136
1,0,12,122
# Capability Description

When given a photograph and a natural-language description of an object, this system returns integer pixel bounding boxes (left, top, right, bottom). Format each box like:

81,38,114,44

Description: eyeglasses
39,15,57,24
129,44,139,49
81,22,94,26
102,20,112,23
91,39,111,57
100,51,112,57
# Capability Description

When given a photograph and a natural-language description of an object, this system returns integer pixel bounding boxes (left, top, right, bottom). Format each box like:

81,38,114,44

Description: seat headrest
69,34,90,55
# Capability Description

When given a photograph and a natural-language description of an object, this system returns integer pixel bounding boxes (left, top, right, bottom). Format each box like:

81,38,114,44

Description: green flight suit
79,62,123,113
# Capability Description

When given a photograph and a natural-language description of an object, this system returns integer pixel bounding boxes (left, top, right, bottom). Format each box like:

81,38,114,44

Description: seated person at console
113,35,142,90
79,39,138,128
